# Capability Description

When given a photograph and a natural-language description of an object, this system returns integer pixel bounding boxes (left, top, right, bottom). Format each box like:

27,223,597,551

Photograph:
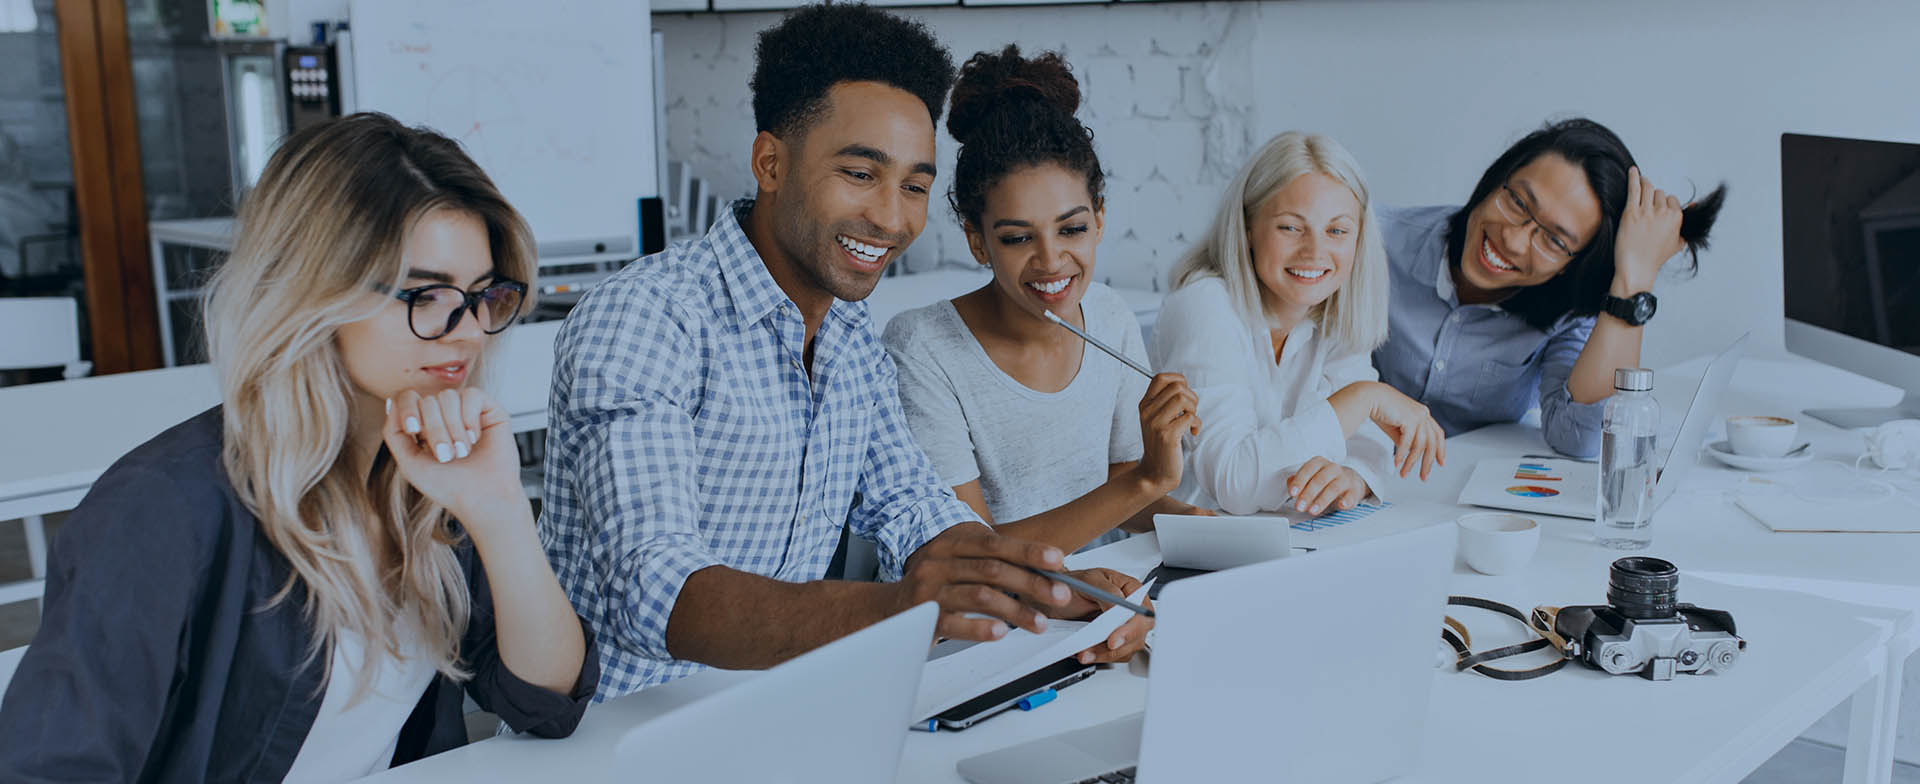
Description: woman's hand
1055,568,1153,664
1287,457,1369,516
1363,384,1446,480
1131,373,1201,494
383,388,525,528
1612,166,1687,295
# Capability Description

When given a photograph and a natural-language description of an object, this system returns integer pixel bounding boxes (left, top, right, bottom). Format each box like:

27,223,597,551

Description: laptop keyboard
1074,768,1137,783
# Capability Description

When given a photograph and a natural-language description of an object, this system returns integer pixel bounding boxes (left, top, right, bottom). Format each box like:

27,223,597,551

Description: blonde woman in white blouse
1151,132,1447,517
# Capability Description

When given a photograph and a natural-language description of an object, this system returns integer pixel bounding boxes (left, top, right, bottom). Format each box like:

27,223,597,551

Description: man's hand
1055,568,1152,664
897,524,1075,642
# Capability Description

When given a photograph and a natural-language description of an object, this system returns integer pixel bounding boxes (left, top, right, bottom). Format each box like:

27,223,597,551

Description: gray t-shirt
883,283,1149,550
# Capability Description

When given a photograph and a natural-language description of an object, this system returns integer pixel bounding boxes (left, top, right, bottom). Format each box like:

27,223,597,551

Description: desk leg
1843,648,1904,784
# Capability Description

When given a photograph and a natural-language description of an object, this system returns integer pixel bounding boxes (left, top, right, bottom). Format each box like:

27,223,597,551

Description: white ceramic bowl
1455,513,1541,576
1727,415,1798,457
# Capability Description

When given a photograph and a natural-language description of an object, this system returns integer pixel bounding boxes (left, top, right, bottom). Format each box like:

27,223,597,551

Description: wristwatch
1602,292,1658,326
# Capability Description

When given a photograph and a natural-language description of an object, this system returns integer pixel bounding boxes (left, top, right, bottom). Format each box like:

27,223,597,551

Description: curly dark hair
946,45,1105,230
750,3,955,140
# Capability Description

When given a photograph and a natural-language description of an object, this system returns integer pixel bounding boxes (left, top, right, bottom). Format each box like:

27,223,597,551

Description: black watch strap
1603,292,1656,326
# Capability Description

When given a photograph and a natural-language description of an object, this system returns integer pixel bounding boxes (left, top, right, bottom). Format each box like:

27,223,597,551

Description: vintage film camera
1552,557,1745,681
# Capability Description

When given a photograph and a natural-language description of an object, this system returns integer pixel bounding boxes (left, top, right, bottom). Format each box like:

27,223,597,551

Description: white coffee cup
1727,415,1797,457
1455,513,1541,576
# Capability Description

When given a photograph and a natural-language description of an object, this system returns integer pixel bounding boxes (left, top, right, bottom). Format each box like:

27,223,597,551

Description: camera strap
1440,596,1571,681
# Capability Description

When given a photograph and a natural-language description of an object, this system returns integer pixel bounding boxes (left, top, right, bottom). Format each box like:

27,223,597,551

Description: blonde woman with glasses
0,113,595,782
1151,132,1446,518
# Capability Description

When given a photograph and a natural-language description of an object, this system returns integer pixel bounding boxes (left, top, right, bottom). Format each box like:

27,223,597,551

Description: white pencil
1042,310,1155,379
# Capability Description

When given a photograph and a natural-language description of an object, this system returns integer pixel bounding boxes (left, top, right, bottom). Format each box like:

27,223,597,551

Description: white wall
653,0,1920,762
652,2,1260,292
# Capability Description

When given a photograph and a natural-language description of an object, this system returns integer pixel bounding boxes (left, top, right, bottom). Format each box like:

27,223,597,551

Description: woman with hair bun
882,46,1197,652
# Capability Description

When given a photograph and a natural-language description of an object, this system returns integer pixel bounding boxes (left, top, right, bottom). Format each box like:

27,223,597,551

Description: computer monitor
1781,132,1920,428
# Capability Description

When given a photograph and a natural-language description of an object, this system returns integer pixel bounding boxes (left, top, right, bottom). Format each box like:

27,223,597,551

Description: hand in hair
1286,457,1370,516
383,387,525,525
1611,166,1688,294
1130,373,1201,494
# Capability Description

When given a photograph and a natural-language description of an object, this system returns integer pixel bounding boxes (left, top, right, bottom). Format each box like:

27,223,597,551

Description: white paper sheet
910,582,1153,722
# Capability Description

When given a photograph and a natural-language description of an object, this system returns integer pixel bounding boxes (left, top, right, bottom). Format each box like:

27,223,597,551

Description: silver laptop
1458,332,1749,520
613,602,936,784
958,524,1457,783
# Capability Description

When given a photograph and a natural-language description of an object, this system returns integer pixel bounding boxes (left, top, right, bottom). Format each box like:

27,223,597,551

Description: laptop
958,524,1457,783
612,602,936,784
1458,332,1749,520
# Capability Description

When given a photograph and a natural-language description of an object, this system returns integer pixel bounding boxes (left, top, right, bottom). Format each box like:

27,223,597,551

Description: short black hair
750,3,956,140
1445,117,1728,330
946,45,1104,230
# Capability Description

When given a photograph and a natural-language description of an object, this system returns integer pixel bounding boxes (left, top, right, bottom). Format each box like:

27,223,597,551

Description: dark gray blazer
0,407,599,782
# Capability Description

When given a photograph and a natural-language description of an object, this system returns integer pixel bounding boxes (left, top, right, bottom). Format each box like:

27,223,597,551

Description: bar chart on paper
1291,502,1393,532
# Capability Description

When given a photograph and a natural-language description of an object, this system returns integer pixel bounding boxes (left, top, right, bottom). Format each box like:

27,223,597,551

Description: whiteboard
348,0,656,264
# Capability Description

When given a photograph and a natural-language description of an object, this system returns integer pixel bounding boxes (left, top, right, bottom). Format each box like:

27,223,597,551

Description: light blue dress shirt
540,201,977,699
1371,205,1606,457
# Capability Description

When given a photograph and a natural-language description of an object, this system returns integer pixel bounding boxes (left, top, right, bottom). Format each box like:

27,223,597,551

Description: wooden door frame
55,0,162,374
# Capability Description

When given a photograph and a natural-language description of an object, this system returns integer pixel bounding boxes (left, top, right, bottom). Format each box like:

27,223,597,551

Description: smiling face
335,208,496,408
1458,153,1603,295
965,163,1103,320
1249,171,1361,320
761,80,937,304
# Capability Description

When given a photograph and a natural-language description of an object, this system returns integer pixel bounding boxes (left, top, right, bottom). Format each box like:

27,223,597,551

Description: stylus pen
1027,566,1155,618
1042,310,1155,379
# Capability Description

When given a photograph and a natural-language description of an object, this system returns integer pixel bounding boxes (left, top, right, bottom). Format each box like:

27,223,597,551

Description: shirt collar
712,199,871,333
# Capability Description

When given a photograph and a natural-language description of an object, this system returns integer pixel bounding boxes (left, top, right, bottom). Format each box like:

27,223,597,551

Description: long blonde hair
203,113,537,681
1169,131,1389,353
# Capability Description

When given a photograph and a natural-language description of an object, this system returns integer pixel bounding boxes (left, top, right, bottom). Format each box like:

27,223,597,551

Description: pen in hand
1042,310,1155,379
1025,566,1155,618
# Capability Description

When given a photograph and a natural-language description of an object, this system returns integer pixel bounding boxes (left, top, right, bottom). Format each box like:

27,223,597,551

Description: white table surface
0,320,559,521
355,350,1920,784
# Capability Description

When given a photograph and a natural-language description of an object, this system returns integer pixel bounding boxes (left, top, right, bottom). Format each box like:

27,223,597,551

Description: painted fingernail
405,417,421,434
1033,618,1048,633
1310,505,1322,514
434,443,452,463
454,441,470,459
467,429,478,442
1043,547,1063,566
1052,584,1070,603
384,398,392,414
1080,651,1094,663
1110,634,1126,649
989,622,1008,639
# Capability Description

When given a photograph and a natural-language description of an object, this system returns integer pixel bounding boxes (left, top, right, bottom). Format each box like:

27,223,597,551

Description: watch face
1635,293,1657,322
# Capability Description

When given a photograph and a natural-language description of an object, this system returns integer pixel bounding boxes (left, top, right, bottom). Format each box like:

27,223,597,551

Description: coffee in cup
1726,415,1797,457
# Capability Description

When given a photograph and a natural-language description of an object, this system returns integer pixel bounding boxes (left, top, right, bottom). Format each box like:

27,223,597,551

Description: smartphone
925,657,1097,731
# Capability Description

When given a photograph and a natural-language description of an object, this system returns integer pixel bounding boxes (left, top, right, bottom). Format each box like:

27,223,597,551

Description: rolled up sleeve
549,291,725,663
1539,315,1606,458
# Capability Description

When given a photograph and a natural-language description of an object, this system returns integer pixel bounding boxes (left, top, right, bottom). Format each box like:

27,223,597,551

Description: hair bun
946,45,1081,146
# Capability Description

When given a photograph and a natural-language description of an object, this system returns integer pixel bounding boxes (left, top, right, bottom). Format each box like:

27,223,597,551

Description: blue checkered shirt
540,200,977,699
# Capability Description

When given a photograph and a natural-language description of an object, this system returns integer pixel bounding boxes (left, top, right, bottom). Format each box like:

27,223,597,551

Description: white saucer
1705,440,1813,472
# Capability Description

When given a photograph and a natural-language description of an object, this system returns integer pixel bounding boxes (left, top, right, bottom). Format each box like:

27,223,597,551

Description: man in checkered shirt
541,3,1150,699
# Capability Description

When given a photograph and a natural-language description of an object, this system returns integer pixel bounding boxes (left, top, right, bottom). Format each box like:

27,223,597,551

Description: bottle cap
1613,368,1654,392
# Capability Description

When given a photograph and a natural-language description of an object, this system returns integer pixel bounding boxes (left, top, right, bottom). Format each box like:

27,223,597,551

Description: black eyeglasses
390,278,527,340
1492,183,1579,262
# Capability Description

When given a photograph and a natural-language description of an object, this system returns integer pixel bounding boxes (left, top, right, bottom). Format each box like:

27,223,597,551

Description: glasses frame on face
1491,183,1579,264
389,278,528,340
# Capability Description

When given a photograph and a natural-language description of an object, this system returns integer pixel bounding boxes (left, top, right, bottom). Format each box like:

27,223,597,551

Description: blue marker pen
1017,688,1058,711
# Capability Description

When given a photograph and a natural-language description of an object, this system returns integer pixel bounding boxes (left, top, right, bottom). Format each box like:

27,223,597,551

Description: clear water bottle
1596,368,1660,550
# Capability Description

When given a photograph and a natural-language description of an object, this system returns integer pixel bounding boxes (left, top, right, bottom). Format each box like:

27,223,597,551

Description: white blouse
282,627,439,782
1149,276,1395,515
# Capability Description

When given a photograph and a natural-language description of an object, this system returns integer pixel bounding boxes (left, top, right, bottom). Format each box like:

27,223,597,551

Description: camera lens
1607,557,1680,620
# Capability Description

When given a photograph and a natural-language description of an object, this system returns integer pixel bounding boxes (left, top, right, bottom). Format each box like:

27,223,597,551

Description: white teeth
1027,277,1072,295
1286,268,1329,280
1481,238,1518,271
837,235,885,264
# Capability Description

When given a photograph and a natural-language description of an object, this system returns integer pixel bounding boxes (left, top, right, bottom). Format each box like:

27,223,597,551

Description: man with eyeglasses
1373,117,1725,458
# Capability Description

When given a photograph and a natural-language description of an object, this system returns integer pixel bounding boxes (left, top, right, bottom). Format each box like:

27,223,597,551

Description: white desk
0,320,559,525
